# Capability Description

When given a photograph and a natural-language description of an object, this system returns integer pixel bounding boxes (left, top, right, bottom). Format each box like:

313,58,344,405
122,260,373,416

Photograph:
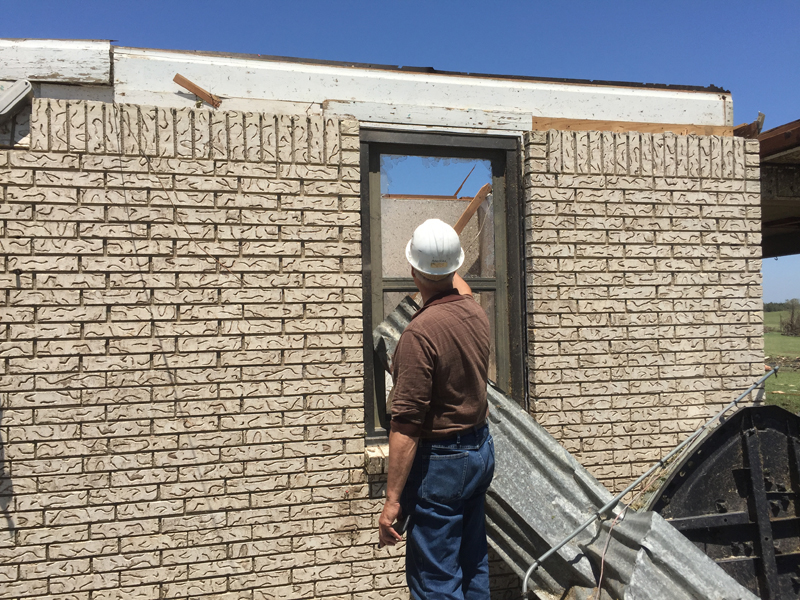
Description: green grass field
764,311,800,412
765,368,800,413
764,332,800,358
763,309,800,333
764,310,788,331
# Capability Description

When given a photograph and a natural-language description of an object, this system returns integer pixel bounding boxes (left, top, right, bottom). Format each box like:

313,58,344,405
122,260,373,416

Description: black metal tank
647,405,800,599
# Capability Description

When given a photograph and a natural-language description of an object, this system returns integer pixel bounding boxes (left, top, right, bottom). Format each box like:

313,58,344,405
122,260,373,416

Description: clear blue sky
4,0,798,301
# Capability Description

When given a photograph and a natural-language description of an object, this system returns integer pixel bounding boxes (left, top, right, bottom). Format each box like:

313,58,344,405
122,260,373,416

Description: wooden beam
759,118,800,158
173,73,222,108
734,112,765,139
531,116,732,136
734,121,760,139
0,40,111,84
453,183,491,234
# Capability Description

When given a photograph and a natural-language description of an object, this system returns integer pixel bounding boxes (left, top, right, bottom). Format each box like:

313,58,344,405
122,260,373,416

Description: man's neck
412,270,457,304
419,287,457,306
418,288,436,305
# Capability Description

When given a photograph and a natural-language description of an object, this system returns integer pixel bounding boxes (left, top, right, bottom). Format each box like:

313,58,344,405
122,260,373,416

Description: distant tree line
765,299,800,312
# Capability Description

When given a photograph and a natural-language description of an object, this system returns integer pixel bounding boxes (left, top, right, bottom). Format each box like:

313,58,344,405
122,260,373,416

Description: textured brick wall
0,97,528,600
524,130,764,491
0,98,419,599
0,98,768,595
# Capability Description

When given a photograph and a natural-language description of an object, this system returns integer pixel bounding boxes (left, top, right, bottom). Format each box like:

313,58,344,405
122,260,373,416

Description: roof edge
0,38,112,42
760,118,800,158
114,45,731,95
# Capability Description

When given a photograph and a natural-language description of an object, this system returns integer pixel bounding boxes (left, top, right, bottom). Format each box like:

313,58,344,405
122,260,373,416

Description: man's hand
378,430,419,547
378,499,404,547
378,429,419,548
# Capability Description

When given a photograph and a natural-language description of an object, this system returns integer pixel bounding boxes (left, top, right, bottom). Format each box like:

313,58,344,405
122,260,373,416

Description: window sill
364,443,389,475
365,443,389,498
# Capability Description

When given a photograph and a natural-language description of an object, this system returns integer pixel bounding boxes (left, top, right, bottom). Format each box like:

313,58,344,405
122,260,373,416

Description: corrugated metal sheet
373,296,420,374
375,302,757,600
486,381,756,599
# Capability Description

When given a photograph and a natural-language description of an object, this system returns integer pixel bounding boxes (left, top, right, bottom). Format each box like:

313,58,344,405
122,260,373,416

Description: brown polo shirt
390,290,491,439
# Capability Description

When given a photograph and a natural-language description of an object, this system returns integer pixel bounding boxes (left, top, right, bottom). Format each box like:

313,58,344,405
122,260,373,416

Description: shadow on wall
0,409,15,535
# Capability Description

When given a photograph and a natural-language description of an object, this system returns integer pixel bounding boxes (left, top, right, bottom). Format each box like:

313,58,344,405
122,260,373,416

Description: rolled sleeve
390,330,434,436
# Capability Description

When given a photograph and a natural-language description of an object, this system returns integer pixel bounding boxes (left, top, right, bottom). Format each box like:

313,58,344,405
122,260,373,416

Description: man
378,218,495,600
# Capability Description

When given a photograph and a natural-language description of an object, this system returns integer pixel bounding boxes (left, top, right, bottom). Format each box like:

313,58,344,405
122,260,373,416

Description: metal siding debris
486,381,757,599
0,79,33,125
374,306,758,600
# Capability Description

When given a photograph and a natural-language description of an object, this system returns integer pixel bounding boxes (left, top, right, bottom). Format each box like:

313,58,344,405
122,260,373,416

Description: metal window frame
360,129,526,442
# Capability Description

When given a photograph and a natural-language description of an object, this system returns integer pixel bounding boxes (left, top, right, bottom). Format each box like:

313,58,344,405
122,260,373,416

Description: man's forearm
386,429,420,502
378,428,420,546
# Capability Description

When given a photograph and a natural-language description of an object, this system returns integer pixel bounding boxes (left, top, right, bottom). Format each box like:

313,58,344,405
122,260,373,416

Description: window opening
379,154,498,388
361,132,524,440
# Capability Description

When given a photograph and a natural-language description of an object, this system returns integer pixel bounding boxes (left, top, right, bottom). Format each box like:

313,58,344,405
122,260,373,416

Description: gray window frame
360,129,526,441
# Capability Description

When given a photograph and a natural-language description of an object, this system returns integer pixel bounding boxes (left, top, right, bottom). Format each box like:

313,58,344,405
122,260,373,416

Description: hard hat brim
405,238,465,276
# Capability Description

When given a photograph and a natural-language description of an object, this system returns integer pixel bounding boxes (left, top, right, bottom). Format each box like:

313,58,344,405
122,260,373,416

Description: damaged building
0,38,788,598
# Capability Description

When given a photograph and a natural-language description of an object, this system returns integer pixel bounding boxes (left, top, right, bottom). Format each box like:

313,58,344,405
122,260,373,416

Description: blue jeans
401,425,495,600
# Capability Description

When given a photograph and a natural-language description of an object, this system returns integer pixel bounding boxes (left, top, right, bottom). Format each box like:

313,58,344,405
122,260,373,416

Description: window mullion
493,171,511,392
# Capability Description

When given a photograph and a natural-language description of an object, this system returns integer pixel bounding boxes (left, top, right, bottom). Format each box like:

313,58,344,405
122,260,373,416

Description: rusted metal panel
648,405,800,599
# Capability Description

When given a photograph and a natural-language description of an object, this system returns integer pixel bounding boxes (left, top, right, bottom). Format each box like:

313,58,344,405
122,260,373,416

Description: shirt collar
411,289,464,320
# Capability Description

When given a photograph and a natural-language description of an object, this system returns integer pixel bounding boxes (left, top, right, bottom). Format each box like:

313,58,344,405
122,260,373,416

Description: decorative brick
194,108,211,159
50,99,69,151
526,129,762,491
120,104,139,155
0,98,764,598
175,107,193,158
30,98,49,151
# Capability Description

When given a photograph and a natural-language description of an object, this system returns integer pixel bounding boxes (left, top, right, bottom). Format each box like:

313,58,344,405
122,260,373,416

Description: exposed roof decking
114,46,733,132
0,39,732,134
760,118,800,163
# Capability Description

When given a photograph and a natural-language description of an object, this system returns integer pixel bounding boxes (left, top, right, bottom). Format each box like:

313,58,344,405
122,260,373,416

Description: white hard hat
405,218,464,278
